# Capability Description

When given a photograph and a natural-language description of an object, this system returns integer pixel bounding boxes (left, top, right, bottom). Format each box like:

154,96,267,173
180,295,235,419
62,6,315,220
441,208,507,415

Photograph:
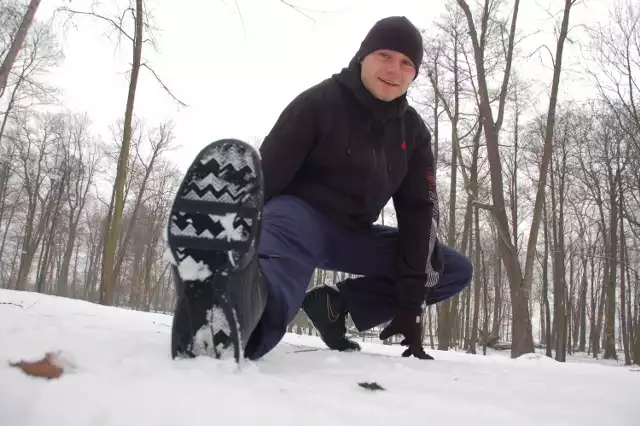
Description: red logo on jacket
425,170,436,191
401,141,407,150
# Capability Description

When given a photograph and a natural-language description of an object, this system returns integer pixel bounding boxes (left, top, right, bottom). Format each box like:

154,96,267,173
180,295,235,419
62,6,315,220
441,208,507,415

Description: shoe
166,139,267,363
301,285,361,351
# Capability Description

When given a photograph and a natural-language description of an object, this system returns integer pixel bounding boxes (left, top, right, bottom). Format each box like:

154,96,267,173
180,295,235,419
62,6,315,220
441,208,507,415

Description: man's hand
379,307,434,360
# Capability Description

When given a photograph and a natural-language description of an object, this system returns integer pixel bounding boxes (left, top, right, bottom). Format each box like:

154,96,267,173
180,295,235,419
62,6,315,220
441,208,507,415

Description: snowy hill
1,289,638,426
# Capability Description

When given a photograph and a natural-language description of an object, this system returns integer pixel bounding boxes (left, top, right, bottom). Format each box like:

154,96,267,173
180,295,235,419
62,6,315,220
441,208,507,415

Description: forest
1,0,638,365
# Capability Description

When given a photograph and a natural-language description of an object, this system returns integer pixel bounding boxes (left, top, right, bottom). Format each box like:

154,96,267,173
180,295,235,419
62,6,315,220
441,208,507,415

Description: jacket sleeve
259,89,319,202
392,119,442,310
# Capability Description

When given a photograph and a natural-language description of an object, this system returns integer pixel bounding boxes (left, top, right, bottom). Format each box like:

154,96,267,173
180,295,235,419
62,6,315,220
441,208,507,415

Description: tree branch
495,0,522,133
141,63,189,108
280,1,315,22
57,7,134,43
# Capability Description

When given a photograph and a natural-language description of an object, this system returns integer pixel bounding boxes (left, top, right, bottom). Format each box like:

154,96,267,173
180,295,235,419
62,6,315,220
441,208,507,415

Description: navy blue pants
245,195,472,359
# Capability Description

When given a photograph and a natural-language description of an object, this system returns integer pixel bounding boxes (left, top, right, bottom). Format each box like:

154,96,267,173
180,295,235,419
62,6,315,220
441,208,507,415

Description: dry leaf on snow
10,352,64,379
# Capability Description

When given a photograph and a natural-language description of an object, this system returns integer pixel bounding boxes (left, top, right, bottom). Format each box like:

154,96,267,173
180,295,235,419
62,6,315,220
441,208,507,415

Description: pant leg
424,245,474,306
245,195,328,359
323,224,399,331
328,227,473,331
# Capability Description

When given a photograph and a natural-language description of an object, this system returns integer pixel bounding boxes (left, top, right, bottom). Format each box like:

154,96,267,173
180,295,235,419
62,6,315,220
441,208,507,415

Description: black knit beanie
356,16,424,79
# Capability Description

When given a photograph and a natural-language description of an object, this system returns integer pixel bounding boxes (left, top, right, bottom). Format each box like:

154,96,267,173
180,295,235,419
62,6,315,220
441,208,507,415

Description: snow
209,212,244,242
176,256,212,281
1,289,638,426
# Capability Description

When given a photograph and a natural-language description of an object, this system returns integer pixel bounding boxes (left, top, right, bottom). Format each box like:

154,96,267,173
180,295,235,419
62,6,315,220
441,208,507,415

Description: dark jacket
259,56,442,309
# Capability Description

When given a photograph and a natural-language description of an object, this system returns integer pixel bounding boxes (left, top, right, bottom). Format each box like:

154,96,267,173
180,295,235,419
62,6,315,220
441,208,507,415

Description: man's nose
385,60,401,75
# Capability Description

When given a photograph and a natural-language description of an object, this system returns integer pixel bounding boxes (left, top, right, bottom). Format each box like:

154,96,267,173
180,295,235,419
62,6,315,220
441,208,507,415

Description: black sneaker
301,285,361,351
166,139,267,363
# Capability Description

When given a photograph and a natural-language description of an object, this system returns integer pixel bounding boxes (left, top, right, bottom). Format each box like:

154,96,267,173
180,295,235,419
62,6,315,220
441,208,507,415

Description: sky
34,0,444,172
29,0,611,174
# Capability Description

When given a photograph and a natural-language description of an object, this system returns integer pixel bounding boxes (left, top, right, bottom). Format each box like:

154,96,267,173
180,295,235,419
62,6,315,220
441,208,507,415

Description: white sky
32,0,610,173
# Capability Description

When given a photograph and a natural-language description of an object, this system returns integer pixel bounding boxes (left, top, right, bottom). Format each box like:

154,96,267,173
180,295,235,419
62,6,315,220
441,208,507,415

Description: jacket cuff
397,278,427,310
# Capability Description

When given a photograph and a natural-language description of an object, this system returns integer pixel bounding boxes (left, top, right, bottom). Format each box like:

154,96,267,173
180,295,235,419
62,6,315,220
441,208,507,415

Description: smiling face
360,49,416,102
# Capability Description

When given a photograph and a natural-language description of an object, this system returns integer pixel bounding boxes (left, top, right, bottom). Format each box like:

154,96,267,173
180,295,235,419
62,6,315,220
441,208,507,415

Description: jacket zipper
370,144,378,206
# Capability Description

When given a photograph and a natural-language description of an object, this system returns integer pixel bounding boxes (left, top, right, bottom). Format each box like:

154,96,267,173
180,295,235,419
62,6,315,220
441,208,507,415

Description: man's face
360,49,416,102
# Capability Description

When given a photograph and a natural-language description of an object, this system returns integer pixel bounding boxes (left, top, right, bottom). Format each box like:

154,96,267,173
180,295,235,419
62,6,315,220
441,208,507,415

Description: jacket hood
331,54,408,123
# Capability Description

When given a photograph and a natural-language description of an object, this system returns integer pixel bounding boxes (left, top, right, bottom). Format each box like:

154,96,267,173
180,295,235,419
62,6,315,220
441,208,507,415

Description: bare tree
110,120,175,302
585,0,640,362
468,205,482,353
10,112,65,290
601,109,627,360
34,135,67,294
1,9,62,287
542,192,553,356
134,158,180,310
56,115,101,297
548,108,577,362
0,140,22,282
619,177,632,365
56,0,185,305
1,15,62,143
421,0,491,350
586,0,640,142
454,0,577,357
81,207,107,302
0,0,42,97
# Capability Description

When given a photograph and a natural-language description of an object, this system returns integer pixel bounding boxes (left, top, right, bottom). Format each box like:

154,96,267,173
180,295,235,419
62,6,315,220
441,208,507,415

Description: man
166,16,472,363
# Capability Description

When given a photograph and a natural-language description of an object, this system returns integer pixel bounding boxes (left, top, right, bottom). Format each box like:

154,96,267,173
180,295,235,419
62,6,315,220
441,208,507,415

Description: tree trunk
0,187,22,268
568,237,575,355
438,30,462,351
464,279,472,350
34,231,47,292
633,274,640,365
594,250,608,358
551,147,567,362
588,252,597,355
432,52,439,164
58,153,94,297
58,223,78,297
624,242,636,364
492,224,502,337
71,240,80,298
578,254,588,352
17,180,55,291
511,104,519,249
603,169,618,359
140,231,158,310
469,206,481,354
36,173,66,294
0,0,42,97
100,0,144,305
481,243,489,355
428,305,435,349
619,185,631,365
8,228,23,287
543,200,552,357
129,234,146,308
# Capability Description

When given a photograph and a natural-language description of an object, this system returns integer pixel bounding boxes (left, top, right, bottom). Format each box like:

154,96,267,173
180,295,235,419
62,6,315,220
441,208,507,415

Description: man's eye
379,52,390,59
402,60,415,68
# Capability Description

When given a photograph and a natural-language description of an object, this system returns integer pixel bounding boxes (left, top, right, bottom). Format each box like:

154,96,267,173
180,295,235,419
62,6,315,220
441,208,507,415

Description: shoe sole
167,139,263,363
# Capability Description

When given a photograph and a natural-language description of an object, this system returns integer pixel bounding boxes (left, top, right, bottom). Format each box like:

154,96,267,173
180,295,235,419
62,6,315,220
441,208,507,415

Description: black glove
379,307,434,360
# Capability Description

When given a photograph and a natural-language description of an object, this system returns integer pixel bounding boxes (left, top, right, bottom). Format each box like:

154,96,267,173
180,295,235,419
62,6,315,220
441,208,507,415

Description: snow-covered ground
1,289,638,426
